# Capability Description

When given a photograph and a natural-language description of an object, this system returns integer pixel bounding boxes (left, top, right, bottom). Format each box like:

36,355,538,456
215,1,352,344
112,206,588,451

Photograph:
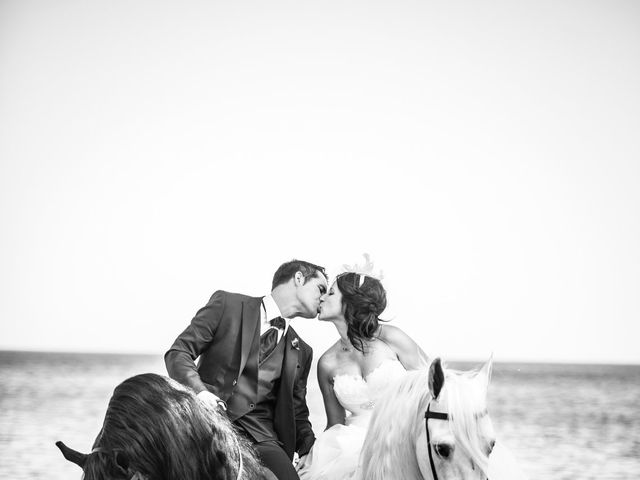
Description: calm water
1,351,639,479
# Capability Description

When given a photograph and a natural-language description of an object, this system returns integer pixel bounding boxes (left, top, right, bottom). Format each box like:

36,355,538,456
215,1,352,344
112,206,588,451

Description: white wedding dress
297,358,407,480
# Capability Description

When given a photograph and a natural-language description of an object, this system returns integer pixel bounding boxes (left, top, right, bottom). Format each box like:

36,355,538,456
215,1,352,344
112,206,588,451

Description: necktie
259,317,286,362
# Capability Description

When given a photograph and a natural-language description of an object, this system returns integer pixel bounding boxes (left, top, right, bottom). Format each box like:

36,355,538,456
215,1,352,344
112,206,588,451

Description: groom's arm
293,344,315,456
164,290,226,394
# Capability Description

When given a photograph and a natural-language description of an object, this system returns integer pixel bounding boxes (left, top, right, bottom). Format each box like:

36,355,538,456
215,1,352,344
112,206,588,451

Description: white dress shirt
260,294,289,343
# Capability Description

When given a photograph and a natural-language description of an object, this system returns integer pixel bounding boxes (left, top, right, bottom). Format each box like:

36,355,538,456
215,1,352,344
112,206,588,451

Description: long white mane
358,369,431,480
357,362,491,480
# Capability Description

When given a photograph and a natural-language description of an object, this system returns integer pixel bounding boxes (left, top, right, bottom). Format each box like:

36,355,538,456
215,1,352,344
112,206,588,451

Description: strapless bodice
332,358,406,424
297,359,407,479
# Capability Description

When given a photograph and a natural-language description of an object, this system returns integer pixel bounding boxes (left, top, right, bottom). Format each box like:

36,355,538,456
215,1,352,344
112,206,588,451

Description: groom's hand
197,390,227,411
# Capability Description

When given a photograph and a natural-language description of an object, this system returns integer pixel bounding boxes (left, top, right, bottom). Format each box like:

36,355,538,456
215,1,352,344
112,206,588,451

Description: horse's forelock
444,369,492,475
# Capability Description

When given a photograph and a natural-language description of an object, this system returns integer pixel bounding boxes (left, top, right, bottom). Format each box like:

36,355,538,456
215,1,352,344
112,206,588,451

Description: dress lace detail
332,359,406,425
297,359,407,480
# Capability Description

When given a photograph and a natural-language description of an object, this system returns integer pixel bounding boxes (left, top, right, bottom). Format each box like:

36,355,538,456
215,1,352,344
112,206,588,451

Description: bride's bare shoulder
377,324,407,343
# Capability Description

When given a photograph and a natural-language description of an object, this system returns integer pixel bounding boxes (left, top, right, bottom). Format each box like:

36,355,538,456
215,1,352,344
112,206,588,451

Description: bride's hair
336,272,387,353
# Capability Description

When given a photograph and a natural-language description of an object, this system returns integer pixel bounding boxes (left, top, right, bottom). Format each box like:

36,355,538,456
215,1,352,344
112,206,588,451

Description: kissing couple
165,256,429,480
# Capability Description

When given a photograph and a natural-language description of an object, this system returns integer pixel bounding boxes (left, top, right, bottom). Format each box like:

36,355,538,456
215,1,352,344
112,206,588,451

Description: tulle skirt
297,418,369,480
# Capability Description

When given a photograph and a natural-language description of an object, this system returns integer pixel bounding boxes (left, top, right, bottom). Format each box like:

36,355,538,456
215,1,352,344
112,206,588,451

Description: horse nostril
488,439,496,455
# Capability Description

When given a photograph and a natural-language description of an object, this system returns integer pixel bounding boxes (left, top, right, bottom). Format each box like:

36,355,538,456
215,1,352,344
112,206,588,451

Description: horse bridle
424,404,489,480
424,404,448,480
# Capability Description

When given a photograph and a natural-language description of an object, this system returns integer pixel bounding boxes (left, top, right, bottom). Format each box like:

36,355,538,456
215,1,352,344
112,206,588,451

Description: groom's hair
272,259,327,290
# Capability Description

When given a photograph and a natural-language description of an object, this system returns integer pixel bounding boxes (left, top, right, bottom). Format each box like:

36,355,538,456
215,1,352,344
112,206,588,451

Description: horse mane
82,373,267,480
358,363,490,480
358,369,430,480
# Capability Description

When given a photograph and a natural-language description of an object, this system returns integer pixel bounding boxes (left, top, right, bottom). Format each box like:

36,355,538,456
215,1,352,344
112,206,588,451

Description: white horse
358,358,497,480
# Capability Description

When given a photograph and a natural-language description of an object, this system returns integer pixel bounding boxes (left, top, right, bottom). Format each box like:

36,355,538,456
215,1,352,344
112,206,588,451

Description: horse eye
434,443,453,458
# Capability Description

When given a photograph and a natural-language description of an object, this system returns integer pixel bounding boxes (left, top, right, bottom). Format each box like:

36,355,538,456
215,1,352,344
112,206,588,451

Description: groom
165,259,328,480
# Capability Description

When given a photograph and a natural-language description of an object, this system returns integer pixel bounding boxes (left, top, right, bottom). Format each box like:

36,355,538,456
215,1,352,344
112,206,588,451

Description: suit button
232,379,237,386
249,403,255,409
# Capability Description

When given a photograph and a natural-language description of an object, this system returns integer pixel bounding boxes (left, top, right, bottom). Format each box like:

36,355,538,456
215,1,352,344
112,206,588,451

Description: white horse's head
358,357,495,480
416,358,496,480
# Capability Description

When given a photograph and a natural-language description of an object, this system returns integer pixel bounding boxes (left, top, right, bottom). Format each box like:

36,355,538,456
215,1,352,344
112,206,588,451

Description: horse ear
480,354,493,385
428,357,445,399
55,441,88,469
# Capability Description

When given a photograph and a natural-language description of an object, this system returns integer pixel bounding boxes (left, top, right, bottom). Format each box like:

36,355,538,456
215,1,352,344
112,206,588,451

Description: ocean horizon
1,350,638,479
5,347,638,366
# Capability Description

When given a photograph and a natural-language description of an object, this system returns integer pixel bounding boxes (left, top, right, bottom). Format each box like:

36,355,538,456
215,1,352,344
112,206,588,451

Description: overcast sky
1,0,638,364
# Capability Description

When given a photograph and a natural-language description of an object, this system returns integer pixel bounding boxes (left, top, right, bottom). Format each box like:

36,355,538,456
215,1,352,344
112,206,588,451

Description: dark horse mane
56,373,271,480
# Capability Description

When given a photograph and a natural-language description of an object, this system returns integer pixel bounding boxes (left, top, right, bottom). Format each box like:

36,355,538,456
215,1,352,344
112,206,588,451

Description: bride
297,262,428,480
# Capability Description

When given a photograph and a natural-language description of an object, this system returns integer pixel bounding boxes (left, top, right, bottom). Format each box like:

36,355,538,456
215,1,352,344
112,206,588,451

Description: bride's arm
379,324,429,370
317,356,346,429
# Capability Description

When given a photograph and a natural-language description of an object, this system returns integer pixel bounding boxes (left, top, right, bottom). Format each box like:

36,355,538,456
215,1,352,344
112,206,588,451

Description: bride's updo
336,272,387,353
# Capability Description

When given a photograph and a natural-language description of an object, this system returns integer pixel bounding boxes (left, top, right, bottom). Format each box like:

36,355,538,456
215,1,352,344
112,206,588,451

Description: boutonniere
291,337,300,350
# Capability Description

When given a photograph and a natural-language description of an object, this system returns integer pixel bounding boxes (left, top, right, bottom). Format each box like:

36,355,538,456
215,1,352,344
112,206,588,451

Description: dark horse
56,373,274,480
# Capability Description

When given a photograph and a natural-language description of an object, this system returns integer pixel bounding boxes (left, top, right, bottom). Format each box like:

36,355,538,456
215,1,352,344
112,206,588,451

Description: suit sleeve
164,290,226,394
293,346,316,456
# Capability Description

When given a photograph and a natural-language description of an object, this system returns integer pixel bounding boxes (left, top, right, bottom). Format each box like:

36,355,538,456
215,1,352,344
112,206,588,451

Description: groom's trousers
254,440,299,480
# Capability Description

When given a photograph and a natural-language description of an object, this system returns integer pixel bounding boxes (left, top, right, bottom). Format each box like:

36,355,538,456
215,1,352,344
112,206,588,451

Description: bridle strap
425,406,449,422
425,404,448,480
424,405,489,480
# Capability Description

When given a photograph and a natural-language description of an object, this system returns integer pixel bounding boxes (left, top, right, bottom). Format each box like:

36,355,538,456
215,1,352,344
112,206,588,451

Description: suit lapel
239,297,261,377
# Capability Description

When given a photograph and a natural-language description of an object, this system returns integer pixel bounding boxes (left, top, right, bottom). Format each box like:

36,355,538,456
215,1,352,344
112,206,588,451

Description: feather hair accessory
341,253,384,287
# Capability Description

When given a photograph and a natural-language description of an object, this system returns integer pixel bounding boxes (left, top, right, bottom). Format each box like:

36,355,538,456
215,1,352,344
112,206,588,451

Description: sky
1,0,638,364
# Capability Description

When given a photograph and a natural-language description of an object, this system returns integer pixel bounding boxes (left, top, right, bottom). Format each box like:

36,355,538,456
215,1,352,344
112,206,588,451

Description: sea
0,351,638,479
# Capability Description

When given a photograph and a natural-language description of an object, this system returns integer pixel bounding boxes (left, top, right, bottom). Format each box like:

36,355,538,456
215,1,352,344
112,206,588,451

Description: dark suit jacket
165,290,315,458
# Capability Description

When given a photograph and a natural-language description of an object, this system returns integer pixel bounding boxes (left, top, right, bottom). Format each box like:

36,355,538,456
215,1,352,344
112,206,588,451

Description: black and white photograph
1,1,639,479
